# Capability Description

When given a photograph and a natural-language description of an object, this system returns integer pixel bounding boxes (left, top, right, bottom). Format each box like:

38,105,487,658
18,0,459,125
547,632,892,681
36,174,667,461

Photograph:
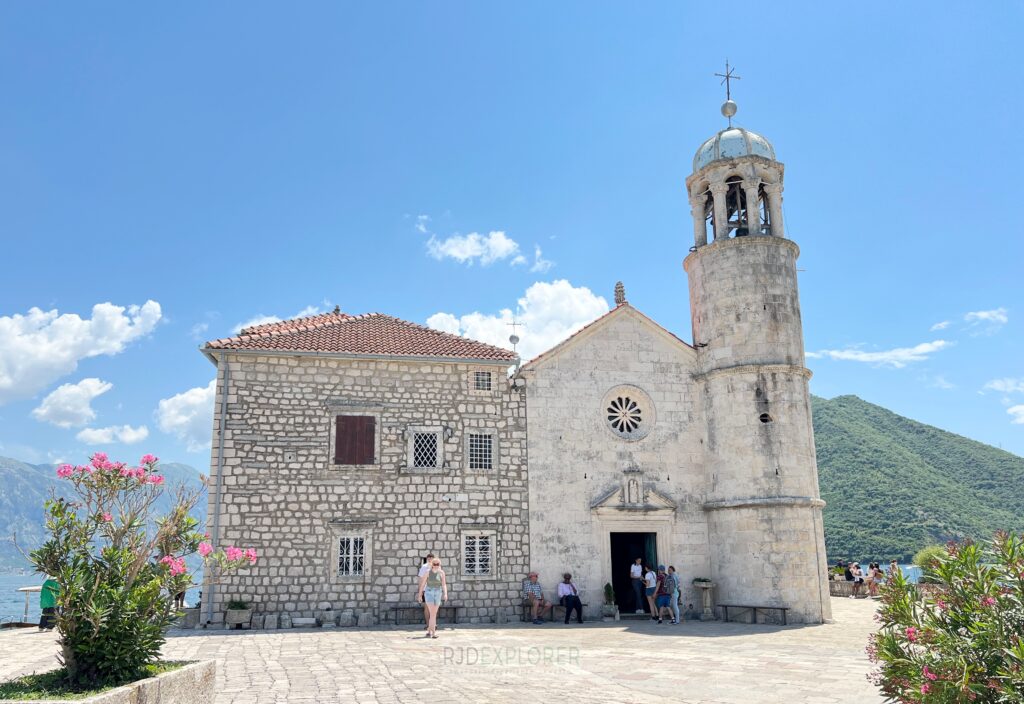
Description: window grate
463,534,492,575
413,432,438,468
468,433,493,470
338,536,365,576
473,371,492,391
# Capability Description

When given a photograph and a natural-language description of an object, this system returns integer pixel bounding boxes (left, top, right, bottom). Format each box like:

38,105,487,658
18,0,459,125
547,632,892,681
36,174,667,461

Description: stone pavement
0,598,881,703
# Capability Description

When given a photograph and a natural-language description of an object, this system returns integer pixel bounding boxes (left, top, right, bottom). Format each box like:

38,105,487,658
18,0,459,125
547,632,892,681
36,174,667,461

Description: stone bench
520,600,588,622
385,603,460,625
718,604,789,625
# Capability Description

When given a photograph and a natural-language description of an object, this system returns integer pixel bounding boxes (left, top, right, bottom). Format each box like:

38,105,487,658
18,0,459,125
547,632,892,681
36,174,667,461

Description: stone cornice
694,363,812,382
683,233,800,271
702,496,826,511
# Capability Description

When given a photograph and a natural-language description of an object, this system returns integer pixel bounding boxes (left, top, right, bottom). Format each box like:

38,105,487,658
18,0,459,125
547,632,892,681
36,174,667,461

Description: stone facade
203,352,528,625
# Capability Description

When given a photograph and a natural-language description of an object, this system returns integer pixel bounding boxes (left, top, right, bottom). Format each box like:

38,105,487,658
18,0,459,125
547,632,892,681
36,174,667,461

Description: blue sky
1,2,1022,466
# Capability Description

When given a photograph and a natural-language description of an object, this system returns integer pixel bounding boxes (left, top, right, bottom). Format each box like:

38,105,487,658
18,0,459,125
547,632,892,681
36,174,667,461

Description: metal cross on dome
714,60,741,127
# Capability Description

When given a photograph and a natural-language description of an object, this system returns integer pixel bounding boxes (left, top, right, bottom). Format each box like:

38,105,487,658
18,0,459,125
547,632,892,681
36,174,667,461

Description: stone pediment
590,482,677,517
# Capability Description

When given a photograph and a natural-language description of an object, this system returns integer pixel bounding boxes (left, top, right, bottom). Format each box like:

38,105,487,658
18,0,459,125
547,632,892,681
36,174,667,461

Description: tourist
867,562,885,597
848,562,864,598
523,572,551,624
654,565,673,624
418,552,435,629
643,564,658,620
888,560,901,579
174,590,186,609
38,575,59,630
630,557,645,614
666,566,681,624
416,557,447,639
557,573,584,624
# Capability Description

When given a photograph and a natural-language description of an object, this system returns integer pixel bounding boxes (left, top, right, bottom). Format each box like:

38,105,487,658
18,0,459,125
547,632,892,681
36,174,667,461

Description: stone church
199,99,832,627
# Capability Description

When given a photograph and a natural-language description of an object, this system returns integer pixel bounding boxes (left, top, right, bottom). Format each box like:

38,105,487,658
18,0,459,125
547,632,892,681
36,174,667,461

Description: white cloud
929,375,955,390
156,379,216,452
808,340,952,368
426,279,609,361
76,424,149,445
1008,405,1024,425
964,307,1008,335
984,378,1024,394
415,215,430,234
930,321,950,331
426,231,522,266
0,301,161,405
31,378,113,428
189,322,209,340
530,245,554,273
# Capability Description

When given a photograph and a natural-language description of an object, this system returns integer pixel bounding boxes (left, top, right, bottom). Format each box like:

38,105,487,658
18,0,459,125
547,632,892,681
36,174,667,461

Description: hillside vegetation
813,395,1024,562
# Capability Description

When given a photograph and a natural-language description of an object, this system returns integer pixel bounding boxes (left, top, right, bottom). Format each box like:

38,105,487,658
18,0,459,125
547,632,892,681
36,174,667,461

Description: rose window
607,396,642,434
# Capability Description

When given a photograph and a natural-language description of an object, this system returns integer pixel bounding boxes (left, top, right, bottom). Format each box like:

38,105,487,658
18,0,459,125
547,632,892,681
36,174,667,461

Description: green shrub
226,599,251,610
869,532,1024,701
912,546,948,585
603,583,615,605
26,454,255,688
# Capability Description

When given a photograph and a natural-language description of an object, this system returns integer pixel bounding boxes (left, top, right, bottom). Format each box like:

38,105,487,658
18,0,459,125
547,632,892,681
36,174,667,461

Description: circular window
601,385,655,441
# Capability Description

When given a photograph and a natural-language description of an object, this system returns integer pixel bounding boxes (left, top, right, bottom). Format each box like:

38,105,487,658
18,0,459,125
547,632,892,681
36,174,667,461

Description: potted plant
225,599,252,628
601,582,618,619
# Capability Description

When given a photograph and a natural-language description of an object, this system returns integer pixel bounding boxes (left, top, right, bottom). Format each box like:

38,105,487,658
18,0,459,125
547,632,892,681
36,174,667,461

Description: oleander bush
26,453,255,689
869,532,1024,702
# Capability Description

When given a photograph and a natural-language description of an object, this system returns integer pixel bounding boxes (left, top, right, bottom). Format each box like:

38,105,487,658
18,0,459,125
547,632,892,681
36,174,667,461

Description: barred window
338,536,365,576
463,533,493,576
468,433,493,470
413,432,439,468
473,371,492,391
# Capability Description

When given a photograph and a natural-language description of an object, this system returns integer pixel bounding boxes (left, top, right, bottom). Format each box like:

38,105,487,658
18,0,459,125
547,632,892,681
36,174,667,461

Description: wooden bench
520,600,588,622
718,604,789,626
386,603,460,625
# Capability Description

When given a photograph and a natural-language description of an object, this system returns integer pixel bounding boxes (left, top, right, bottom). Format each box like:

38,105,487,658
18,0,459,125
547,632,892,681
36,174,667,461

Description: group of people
841,559,899,598
629,559,682,624
522,571,585,624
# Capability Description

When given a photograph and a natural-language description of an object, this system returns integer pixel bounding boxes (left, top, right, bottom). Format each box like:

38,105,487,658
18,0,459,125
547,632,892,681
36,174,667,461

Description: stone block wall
203,352,528,625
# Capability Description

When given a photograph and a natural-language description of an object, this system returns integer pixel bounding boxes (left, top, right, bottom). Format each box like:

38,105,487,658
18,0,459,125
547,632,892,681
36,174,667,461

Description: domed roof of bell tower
692,126,776,171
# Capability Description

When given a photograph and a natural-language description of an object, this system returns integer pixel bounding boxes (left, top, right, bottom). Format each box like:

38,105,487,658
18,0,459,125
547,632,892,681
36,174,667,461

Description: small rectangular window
468,433,493,470
338,536,365,576
335,416,375,465
463,533,492,576
412,432,439,468
473,370,492,391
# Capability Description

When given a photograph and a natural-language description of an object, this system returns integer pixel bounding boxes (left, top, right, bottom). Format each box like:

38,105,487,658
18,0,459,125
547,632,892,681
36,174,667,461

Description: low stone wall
32,661,215,704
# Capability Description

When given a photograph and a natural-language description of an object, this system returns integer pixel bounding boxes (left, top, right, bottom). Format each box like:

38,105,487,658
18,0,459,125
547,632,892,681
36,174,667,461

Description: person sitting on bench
523,572,552,624
557,573,583,624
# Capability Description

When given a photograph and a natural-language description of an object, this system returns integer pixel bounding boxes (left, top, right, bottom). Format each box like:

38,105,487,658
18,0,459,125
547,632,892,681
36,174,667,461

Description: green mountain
813,395,1024,562
0,457,206,573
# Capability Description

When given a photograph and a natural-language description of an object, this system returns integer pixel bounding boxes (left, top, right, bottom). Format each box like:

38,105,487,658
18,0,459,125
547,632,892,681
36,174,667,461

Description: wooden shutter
335,416,375,465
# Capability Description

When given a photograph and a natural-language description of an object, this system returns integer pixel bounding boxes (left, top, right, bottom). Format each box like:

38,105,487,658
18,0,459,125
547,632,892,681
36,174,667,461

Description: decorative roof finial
614,281,626,306
332,305,341,314
714,60,741,127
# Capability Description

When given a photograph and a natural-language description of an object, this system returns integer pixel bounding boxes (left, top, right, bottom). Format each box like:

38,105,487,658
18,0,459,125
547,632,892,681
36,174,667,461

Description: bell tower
683,68,831,623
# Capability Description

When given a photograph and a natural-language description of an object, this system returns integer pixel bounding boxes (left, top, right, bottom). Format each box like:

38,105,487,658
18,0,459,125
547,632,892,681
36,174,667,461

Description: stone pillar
764,183,785,237
690,194,708,248
742,179,762,235
709,182,729,242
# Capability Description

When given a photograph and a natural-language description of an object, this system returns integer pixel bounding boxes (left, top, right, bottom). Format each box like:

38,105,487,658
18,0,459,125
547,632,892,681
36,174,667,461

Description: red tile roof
204,312,517,362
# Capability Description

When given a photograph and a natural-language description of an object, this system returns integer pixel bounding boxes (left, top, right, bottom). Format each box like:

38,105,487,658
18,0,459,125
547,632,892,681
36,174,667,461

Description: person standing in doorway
644,564,658,620
666,566,681,625
630,557,645,614
39,575,59,630
557,573,584,624
417,557,447,639
418,552,435,629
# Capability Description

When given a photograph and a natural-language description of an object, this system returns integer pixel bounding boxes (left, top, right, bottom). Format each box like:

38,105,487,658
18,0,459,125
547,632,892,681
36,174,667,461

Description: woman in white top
643,565,658,620
417,552,434,629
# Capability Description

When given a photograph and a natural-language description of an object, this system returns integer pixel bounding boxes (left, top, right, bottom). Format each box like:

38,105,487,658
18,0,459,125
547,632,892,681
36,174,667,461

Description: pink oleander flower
75,464,92,474
101,512,113,522
119,466,132,477
140,453,158,465
198,542,213,557
225,546,243,562
91,451,108,466
923,666,938,681
921,683,931,695
56,464,74,478
981,596,996,607
905,627,918,643
244,548,258,564
147,474,165,485
159,555,186,576
131,467,147,480
935,598,947,611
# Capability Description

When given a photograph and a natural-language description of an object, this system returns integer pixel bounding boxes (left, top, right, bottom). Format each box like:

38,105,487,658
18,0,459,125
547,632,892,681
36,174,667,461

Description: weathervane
714,60,741,127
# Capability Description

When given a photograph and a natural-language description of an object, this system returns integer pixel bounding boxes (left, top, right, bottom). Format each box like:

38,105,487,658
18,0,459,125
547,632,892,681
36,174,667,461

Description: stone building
200,313,529,625
200,97,831,626
523,105,831,624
